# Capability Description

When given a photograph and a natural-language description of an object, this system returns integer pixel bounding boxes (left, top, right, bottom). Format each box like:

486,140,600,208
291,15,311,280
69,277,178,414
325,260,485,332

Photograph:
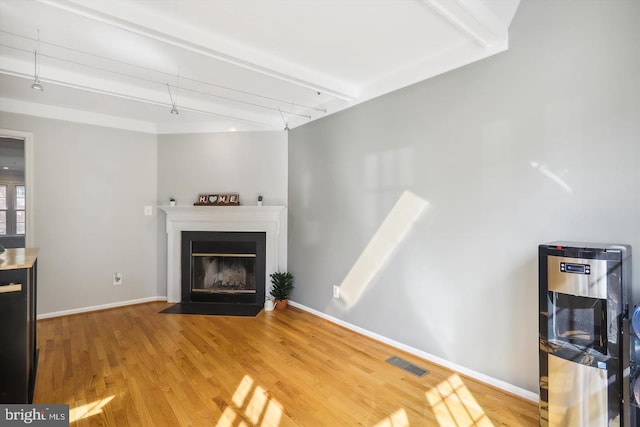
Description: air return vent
385,356,429,377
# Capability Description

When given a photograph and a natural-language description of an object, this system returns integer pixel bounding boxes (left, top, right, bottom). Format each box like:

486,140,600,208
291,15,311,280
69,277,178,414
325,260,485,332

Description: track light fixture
167,83,178,115
278,107,289,132
167,69,181,114
31,30,43,91
31,52,43,91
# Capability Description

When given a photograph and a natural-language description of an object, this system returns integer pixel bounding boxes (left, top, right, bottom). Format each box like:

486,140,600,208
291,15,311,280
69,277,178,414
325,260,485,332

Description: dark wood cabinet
0,248,38,403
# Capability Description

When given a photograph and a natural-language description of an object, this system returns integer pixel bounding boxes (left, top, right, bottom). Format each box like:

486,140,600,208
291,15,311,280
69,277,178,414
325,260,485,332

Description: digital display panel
565,263,585,273
560,262,591,275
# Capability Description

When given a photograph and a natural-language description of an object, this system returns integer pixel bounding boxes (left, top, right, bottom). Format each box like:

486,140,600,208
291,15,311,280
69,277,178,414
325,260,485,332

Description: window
15,185,25,235
0,185,6,235
0,183,25,236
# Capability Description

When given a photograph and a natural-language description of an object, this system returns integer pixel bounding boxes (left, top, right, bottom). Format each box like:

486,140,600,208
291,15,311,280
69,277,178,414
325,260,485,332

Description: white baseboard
37,296,167,320
288,300,539,403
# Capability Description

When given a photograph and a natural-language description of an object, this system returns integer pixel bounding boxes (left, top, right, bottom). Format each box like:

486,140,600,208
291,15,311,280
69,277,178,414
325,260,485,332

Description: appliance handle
0,283,22,294
541,339,611,370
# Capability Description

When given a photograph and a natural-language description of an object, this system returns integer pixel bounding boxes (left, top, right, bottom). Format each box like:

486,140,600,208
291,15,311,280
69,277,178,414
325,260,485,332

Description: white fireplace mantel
160,205,286,303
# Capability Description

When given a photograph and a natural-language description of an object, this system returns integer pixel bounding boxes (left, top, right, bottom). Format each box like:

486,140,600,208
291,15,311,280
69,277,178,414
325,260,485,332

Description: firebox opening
191,253,257,294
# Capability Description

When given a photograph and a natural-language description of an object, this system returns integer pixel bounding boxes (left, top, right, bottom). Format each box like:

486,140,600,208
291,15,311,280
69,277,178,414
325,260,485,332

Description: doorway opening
0,136,26,248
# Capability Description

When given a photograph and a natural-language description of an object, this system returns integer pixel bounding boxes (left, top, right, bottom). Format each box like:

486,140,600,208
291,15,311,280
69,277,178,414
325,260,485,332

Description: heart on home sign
209,195,217,203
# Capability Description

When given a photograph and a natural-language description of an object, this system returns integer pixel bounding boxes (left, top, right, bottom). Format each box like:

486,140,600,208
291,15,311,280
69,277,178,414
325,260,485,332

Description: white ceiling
0,0,520,134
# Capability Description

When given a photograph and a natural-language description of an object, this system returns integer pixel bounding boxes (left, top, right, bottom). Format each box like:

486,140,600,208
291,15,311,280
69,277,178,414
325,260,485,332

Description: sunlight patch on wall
338,190,429,309
218,375,283,427
373,408,410,427
425,374,494,427
69,395,115,423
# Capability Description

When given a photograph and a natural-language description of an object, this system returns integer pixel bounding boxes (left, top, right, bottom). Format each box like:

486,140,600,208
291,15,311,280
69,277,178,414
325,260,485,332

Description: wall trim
37,296,167,320
289,300,539,403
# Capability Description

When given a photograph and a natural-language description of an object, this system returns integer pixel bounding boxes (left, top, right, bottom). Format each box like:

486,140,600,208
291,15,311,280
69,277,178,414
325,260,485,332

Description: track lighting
31,30,44,91
167,70,180,115
278,107,290,132
31,50,43,91
4,29,326,124
167,83,179,115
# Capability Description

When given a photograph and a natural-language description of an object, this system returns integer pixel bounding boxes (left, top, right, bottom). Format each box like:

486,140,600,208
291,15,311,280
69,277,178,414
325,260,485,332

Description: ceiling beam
0,96,158,134
419,0,510,49
37,0,357,102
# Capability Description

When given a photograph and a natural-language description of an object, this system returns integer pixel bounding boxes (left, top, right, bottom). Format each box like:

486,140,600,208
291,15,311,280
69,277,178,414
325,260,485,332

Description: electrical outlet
333,285,340,299
113,272,123,286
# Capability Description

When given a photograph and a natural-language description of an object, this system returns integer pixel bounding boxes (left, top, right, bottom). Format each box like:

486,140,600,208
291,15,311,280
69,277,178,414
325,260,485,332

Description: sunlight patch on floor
69,395,115,423
425,374,494,427
373,408,410,427
217,375,283,427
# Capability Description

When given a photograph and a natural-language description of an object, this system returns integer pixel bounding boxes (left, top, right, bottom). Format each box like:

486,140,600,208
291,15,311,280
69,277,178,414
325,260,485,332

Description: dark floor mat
160,302,263,316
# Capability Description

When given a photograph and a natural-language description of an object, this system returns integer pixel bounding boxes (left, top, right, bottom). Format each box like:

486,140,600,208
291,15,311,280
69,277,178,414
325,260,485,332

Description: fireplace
182,231,266,304
161,205,285,303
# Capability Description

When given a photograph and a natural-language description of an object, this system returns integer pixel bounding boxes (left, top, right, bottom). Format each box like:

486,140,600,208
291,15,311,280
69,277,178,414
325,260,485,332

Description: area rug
160,302,263,317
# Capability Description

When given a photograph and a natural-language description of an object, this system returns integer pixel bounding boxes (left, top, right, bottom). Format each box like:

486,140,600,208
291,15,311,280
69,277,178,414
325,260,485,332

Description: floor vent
385,356,429,377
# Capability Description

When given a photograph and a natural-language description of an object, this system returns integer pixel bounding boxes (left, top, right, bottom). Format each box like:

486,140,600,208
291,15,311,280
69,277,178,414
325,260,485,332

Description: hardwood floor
34,302,538,426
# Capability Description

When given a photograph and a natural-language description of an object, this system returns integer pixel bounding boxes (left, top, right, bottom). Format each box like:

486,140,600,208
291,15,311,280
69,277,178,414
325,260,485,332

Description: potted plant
257,195,263,206
169,197,176,207
269,272,294,309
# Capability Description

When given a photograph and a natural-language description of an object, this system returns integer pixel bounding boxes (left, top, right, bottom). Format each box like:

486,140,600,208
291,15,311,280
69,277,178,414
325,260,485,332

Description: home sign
194,193,240,206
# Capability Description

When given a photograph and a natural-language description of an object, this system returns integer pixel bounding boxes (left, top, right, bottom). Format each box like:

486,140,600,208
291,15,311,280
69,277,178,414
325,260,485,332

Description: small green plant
269,272,294,301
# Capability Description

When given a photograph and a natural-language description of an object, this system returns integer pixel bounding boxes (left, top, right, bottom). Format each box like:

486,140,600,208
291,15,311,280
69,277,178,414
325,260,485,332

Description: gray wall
0,112,158,315
157,131,287,207
288,0,640,393
156,131,288,296
0,117,288,313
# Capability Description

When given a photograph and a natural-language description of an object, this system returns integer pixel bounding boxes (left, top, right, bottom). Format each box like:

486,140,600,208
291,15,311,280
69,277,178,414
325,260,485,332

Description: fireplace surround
161,206,285,303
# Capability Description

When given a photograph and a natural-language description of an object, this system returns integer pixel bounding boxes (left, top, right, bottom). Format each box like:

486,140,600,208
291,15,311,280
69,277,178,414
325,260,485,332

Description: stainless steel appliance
539,242,635,427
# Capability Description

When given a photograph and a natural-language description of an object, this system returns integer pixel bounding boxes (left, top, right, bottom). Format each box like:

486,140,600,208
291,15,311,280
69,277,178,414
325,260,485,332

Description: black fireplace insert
181,231,266,305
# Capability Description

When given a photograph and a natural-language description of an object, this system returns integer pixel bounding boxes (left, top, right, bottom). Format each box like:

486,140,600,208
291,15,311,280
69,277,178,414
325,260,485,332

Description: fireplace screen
191,253,256,294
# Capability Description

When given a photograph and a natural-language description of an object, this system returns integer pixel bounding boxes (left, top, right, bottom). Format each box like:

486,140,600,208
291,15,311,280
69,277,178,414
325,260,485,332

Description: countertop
0,248,39,270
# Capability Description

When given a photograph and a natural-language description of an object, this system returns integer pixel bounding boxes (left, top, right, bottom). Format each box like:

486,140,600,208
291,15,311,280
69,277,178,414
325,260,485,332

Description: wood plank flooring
34,302,538,426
